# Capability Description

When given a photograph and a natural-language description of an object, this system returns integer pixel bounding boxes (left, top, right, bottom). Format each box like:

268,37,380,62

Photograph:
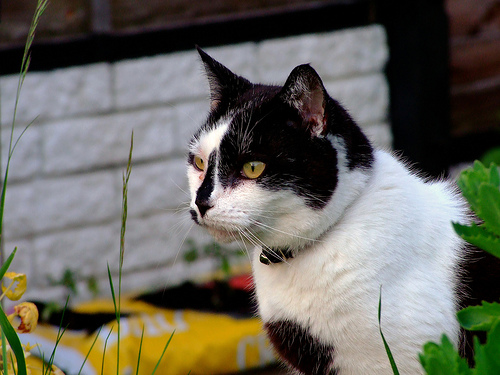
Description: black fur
191,48,500,373
193,48,373,211
218,101,339,210
265,320,337,375
194,151,216,217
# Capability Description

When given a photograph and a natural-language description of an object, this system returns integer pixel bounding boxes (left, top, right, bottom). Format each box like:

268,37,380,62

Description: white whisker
171,182,191,199
249,218,322,244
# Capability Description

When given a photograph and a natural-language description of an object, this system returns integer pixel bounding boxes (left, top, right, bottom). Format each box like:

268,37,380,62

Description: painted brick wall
0,25,390,304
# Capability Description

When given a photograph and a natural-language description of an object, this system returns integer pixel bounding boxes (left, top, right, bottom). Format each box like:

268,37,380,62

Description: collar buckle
259,247,294,265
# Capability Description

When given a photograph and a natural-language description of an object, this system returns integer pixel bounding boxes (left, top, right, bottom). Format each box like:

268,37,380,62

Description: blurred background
0,0,499,374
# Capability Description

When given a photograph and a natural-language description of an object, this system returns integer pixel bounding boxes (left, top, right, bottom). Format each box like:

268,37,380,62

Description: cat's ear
279,64,327,137
196,46,252,111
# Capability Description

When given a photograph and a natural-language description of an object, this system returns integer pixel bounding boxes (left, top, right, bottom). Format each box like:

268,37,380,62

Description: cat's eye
242,161,266,179
193,155,205,171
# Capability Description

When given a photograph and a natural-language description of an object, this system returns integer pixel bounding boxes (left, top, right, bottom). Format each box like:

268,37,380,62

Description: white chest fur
252,150,467,375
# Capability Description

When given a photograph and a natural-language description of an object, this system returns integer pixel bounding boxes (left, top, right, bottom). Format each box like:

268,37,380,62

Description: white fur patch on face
194,120,230,160
188,119,230,225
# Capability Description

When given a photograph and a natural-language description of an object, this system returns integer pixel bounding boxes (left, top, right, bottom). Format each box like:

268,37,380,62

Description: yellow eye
242,161,266,179
194,155,205,171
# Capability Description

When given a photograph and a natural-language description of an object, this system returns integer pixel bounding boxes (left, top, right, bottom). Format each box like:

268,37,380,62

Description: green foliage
46,269,100,314
183,239,245,278
0,248,17,280
453,161,500,257
111,132,134,375
0,304,27,375
473,321,500,375
420,335,471,375
0,0,171,373
481,147,500,168
41,298,69,375
0,251,27,375
458,301,500,331
0,0,48,372
418,161,500,374
48,269,78,295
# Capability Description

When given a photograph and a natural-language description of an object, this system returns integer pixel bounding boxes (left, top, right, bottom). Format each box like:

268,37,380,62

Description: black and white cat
186,47,497,374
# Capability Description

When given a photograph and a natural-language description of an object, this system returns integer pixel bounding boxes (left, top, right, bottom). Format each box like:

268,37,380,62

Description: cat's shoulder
353,148,468,224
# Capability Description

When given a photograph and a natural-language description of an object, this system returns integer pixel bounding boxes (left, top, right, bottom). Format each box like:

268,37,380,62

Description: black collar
259,247,294,265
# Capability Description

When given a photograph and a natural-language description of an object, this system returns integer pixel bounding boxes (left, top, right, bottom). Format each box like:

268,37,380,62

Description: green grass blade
0,304,27,375
1,0,48,266
114,132,133,375
2,331,9,375
0,247,17,279
5,0,48,182
107,264,118,322
9,351,18,375
77,326,103,375
135,326,145,375
106,264,120,375
151,331,175,375
44,325,69,375
101,325,114,375
9,118,38,160
378,288,400,375
43,297,69,375
120,131,133,270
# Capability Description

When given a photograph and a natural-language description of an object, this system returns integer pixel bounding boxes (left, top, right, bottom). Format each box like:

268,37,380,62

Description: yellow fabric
20,298,276,375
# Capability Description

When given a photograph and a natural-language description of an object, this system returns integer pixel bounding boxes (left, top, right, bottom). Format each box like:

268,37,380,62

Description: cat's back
323,148,468,318
348,149,468,247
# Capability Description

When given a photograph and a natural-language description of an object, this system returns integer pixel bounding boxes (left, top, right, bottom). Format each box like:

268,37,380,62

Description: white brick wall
0,25,390,304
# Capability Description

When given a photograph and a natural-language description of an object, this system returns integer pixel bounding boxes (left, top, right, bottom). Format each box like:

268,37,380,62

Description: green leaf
419,335,471,375
457,301,500,331
221,256,231,277
481,148,500,170
477,183,500,235
183,248,198,263
0,304,27,375
488,163,500,187
0,247,17,279
457,161,491,214
107,264,118,323
87,276,99,297
473,320,500,374
452,222,500,258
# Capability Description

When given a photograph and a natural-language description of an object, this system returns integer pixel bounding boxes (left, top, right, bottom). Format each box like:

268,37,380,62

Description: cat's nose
195,197,213,217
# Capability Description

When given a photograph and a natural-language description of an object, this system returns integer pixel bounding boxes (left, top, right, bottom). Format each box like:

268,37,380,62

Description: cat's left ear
196,46,252,111
279,64,327,137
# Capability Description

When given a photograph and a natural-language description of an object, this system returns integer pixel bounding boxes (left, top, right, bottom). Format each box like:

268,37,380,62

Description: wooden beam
376,0,451,176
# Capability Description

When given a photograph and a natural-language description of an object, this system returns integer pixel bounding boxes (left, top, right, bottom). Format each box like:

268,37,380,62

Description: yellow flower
10,302,39,333
2,272,27,301
0,341,38,375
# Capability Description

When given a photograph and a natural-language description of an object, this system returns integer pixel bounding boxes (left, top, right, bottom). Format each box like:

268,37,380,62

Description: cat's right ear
196,46,252,111
279,64,327,137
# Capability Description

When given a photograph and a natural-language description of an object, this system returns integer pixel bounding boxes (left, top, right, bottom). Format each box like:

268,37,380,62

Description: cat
186,47,498,374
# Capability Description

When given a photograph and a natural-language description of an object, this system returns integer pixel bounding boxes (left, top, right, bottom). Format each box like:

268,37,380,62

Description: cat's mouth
190,208,262,243
190,209,239,242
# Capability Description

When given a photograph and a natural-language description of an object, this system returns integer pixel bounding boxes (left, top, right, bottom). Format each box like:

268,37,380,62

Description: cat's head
187,48,373,254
